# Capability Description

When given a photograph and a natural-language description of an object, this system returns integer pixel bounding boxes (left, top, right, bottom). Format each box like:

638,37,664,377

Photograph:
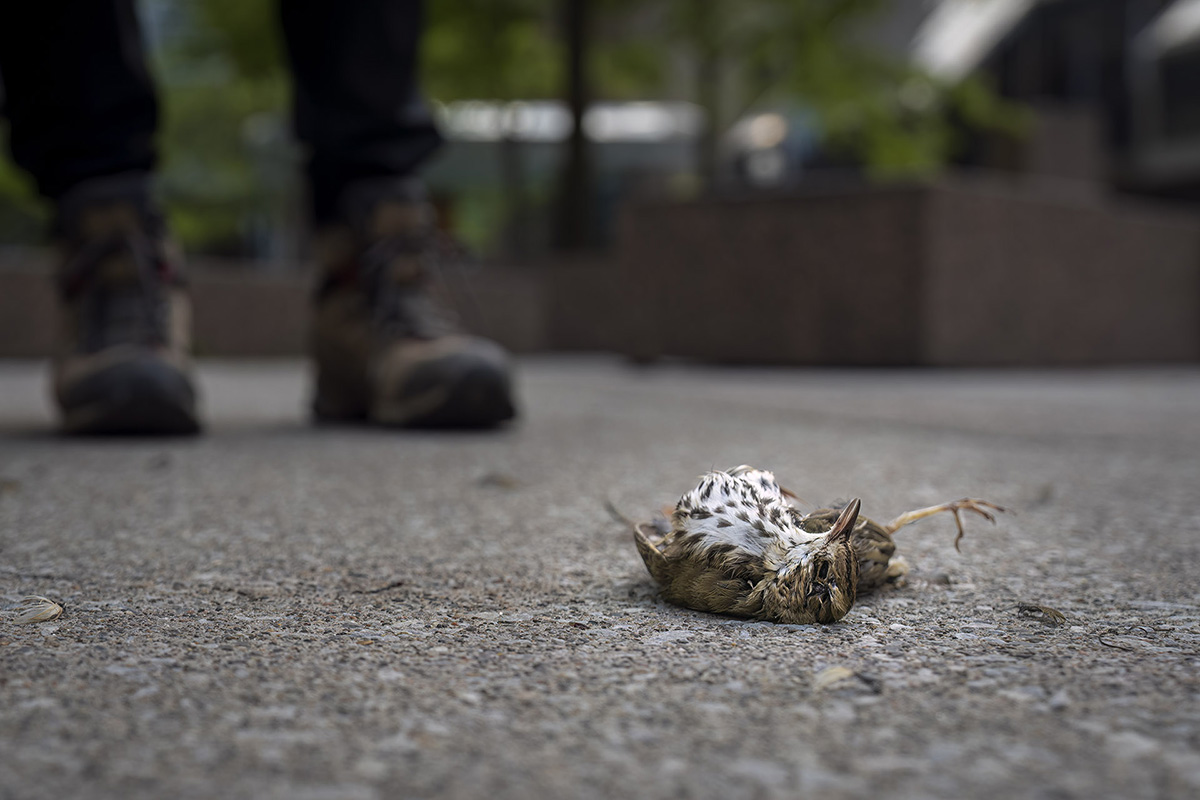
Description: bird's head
761,499,860,624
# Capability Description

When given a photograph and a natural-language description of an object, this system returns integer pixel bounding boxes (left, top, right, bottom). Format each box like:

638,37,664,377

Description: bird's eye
816,561,829,581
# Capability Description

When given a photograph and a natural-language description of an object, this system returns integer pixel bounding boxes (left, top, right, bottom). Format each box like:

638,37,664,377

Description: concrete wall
0,252,56,358
618,186,926,364
925,177,1200,365
0,250,552,360
618,177,1200,365
3,172,1198,365
0,250,311,359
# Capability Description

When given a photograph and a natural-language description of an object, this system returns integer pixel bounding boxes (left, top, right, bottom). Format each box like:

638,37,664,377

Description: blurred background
2,0,1198,365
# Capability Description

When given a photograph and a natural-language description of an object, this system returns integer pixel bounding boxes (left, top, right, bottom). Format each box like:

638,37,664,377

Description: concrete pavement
2,358,1198,799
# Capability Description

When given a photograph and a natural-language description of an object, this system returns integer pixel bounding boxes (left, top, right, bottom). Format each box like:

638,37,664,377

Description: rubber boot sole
370,358,516,429
59,357,201,436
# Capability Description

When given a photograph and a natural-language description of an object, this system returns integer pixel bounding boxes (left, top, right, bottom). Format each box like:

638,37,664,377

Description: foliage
423,0,670,103
151,0,290,254
657,0,1024,181
0,0,292,250
0,0,1022,252
424,0,563,101
0,131,44,241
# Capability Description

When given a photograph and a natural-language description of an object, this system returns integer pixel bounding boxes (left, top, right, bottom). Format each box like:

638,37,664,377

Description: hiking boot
310,179,516,428
51,174,201,435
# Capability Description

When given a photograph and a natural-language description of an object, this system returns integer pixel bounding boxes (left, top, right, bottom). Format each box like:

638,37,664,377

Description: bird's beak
827,498,861,542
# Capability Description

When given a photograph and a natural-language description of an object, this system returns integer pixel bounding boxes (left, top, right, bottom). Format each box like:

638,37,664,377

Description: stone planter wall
3,173,1198,366
618,177,1200,365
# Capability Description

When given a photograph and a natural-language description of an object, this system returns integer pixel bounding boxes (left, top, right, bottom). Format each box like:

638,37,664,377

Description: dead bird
633,465,1005,624
634,467,861,624
795,495,1004,594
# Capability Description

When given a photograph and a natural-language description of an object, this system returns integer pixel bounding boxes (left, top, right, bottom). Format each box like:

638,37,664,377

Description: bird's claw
883,498,1009,551
944,499,1007,551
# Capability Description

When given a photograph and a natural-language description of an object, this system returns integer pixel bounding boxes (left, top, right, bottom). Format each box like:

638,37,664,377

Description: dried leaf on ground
814,665,856,691
475,472,521,490
10,596,64,624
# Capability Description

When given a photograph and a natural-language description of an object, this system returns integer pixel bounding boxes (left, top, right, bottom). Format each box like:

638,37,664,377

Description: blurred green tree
423,0,564,255
151,0,291,256
658,0,1022,186
424,0,562,100
0,0,1019,253
0,0,292,251
0,150,43,243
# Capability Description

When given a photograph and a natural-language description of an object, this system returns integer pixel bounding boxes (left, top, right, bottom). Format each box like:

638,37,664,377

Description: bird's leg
881,499,1007,552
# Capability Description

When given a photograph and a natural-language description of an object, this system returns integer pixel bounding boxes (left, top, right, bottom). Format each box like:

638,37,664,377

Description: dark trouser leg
290,2,514,427
0,0,158,202
0,3,194,435
279,0,442,225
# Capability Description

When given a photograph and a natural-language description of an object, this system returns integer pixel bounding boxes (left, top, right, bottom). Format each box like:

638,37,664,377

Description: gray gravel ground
1,357,1198,800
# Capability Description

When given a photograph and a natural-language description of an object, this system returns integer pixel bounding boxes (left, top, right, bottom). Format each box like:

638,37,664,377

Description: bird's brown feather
796,502,897,594
633,467,1008,625
635,518,769,617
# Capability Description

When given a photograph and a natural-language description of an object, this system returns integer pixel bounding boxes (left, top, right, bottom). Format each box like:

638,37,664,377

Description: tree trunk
499,132,529,258
555,0,593,252
693,0,723,192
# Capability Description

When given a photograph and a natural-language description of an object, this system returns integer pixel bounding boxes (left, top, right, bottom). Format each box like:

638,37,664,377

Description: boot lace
358,233,460,341
59,232,172,353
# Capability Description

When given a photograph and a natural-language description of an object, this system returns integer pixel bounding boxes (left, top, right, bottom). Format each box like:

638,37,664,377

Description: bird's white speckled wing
726,465,784,503
671,469,798,556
